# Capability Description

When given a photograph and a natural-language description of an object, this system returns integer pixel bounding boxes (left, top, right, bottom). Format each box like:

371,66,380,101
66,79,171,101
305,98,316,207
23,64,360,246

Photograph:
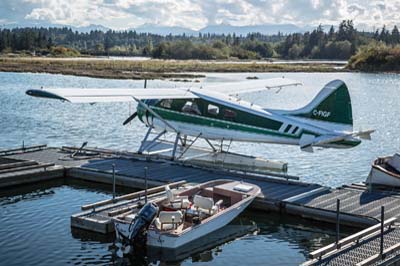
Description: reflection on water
0,181,348,266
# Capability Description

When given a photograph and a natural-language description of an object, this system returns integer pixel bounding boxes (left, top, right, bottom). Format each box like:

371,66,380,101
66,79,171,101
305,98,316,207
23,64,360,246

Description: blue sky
0,0,397,30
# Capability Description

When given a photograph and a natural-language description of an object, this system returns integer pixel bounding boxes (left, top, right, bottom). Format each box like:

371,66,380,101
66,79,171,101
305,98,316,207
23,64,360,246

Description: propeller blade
123,112,137,125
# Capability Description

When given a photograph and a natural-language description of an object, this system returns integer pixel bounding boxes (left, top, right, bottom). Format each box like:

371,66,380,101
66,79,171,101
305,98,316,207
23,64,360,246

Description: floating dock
2,144,400,264
1,144,400,230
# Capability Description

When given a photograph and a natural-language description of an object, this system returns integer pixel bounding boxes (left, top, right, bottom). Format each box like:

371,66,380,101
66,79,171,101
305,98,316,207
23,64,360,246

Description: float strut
171,132,181,160
204,138,217,152
138,127,152,154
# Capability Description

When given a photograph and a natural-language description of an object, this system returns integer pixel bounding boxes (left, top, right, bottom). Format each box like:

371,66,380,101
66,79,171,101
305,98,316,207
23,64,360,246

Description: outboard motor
128,202,159,240
115,202,159,256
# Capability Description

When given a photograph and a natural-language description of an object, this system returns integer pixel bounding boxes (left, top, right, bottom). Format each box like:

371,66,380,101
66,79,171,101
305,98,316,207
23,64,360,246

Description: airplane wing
26,88,197,103
203,77,302,95
26,78,300,103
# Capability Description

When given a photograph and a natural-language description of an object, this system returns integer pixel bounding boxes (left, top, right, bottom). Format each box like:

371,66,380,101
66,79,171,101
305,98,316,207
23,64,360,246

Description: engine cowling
128,202,159,242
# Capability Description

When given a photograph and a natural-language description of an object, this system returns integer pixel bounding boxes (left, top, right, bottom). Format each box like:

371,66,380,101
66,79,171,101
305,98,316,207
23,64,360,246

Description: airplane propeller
123,112,137,125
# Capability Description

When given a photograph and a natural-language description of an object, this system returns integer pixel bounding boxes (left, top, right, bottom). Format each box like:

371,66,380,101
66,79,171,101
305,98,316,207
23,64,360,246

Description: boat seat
165,185,191,209
154,210,183,231
193,195,218,216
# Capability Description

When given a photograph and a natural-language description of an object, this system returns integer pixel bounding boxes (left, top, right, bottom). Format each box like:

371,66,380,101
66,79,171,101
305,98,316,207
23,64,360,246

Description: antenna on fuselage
144,79,147,89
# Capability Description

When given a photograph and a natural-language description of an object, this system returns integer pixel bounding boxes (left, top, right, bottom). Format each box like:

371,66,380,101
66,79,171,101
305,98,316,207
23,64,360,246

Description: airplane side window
182,101,201,115
160,99,172,109
223,109,237,120
207,104,219,116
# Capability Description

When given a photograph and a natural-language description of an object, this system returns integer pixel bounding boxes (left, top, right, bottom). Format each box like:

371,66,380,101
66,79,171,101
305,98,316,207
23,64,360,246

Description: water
0,71,399,265
0,179,345,266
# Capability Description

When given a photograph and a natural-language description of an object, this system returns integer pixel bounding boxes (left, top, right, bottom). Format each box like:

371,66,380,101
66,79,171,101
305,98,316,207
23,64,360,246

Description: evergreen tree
391,26,400,44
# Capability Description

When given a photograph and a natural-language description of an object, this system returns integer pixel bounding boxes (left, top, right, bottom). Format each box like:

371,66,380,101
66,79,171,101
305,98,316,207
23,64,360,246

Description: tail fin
280,80,353,125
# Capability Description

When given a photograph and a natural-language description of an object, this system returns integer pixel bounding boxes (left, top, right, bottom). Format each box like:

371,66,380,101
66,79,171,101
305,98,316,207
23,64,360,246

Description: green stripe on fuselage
147,98,295,138
151,106,299,139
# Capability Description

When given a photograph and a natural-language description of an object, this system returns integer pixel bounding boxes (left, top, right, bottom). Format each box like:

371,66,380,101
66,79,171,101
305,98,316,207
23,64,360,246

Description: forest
0,20,400,61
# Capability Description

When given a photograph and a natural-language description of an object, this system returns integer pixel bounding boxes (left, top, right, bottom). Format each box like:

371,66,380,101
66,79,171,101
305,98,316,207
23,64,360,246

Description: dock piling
112,163,116,202
144,166,148,203
336,198,340,248
380,206,385,258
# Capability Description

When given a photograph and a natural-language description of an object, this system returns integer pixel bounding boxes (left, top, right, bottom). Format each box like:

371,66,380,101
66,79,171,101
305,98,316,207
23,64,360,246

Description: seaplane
26,78,373,159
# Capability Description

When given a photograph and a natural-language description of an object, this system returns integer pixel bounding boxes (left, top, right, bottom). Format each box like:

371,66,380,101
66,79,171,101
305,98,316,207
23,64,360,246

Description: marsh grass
0,57,345,80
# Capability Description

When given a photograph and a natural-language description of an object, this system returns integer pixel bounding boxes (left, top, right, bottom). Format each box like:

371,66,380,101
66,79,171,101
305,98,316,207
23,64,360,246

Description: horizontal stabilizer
298,129,374,152
354,129,375,140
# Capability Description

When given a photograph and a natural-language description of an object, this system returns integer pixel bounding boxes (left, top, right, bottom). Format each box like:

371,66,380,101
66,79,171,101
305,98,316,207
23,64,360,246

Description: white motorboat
147,222,258,262
113,179,260,254
366,153,400,187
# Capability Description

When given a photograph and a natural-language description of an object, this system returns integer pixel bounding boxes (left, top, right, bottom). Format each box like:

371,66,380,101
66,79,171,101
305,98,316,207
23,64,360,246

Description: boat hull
147,194,254,249
366,167,400,187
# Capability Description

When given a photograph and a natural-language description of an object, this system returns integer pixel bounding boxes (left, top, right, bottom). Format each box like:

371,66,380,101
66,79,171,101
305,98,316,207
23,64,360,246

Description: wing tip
26,89,69,102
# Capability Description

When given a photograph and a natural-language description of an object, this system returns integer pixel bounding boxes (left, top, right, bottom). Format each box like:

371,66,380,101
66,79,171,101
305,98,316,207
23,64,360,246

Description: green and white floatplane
26,78,373,158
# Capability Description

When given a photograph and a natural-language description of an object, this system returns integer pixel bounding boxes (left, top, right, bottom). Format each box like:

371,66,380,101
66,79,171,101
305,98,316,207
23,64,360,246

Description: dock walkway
1,145,400,231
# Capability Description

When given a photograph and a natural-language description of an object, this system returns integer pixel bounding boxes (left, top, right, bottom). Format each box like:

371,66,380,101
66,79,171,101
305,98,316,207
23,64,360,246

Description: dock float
1,144,400,232
0,145,64,188
71,181,187,233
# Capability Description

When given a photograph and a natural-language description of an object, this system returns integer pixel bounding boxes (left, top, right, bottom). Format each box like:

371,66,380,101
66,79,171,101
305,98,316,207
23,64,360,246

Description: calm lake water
0,71,399,265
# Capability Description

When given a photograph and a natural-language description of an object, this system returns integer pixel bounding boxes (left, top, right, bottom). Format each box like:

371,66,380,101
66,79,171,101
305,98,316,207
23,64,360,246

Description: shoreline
0,57,348,80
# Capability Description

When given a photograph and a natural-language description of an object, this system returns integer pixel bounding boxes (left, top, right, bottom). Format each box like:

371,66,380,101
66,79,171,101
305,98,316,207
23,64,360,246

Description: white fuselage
140,88,359,149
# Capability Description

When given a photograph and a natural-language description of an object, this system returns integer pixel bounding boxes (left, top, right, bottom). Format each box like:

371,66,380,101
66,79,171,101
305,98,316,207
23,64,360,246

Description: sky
0,0,398,31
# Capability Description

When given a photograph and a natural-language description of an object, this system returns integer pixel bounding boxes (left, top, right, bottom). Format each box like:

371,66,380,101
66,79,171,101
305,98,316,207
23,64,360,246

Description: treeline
348,43,400,71
1,20,400,60
277,20,400,59
0,27,281,58
152,40,274,59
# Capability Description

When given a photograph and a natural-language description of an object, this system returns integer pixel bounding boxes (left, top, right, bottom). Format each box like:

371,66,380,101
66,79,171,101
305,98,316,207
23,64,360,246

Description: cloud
3,0,399,30
23,0,129,27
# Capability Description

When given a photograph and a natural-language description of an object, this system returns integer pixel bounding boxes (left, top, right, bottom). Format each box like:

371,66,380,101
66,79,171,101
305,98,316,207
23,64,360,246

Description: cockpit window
182,101,201,115
223,109,237,120
160,99,172,109
207,104,219,115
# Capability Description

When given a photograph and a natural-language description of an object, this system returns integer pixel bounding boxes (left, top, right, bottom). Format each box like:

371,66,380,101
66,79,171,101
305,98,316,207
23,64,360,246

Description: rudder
286,80,353,125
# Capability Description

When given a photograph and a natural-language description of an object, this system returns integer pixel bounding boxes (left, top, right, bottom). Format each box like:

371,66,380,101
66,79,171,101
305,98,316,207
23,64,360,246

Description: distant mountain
3,21,320,35
3,22,110,32
72,24,110,33
131,23,314,36
199,23,312,35
132,23,197,35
